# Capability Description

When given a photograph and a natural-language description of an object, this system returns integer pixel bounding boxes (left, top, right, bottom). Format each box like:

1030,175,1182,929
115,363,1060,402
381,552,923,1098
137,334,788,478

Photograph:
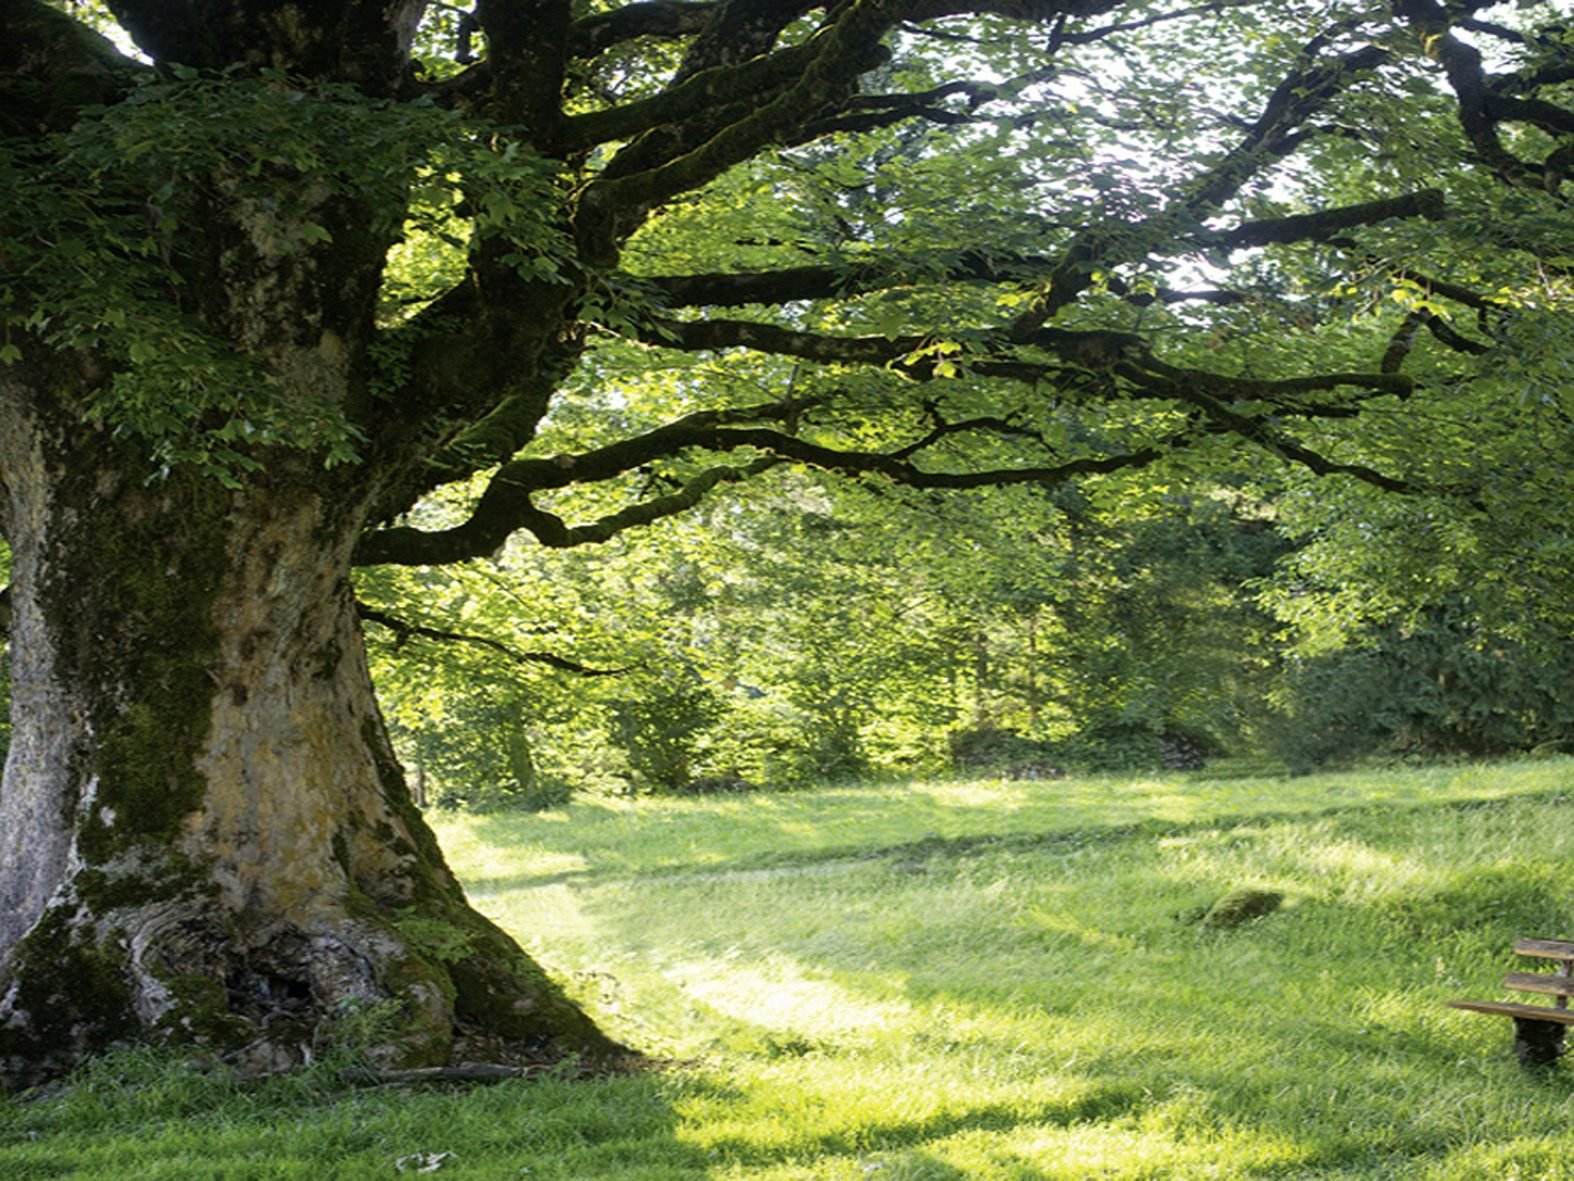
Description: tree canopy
10,1,1572,547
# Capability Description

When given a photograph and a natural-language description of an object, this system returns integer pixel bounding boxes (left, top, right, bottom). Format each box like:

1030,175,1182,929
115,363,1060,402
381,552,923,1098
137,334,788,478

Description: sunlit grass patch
461,763,1574,1177
661,955,913,1042
1420,1137,1574,1180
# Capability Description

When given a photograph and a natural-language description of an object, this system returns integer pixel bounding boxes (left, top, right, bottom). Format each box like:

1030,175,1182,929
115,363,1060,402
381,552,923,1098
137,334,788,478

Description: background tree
361,464,1286,793
1,0,1570,1087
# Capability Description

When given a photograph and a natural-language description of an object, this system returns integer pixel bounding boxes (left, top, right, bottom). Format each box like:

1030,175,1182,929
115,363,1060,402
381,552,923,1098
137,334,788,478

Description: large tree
0,0,1568,1087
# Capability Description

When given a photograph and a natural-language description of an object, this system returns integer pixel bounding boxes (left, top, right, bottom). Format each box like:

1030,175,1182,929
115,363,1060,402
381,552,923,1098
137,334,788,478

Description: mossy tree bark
0,382,620,1088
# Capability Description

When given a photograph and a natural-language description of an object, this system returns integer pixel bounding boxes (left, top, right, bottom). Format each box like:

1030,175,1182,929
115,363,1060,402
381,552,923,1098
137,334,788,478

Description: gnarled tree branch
641,189,1446,315
358,456,782,564
569,0,716,57
358,604,629,675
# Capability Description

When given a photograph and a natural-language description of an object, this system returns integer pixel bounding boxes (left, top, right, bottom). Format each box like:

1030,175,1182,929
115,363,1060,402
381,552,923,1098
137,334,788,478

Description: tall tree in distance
0,0,1568,1086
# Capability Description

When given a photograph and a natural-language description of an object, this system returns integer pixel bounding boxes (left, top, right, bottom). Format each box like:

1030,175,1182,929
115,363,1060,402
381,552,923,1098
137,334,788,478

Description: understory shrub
1266,603,1574,771
1049,720,1215,773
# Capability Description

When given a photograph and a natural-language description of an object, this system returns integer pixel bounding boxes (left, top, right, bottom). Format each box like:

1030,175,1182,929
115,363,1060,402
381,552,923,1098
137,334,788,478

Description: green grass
9,759,1574,1178
437,760,1560,889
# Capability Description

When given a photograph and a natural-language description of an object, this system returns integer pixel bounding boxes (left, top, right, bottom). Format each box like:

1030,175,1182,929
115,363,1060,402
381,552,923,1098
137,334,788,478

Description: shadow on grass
699,1083,1149,1165
453,781,1574,898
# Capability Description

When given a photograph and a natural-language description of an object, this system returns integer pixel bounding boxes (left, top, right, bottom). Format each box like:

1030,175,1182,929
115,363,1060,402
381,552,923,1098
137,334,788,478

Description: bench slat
1447,1000,1574,1025
1505,972,1574,998
1514,938,1574,961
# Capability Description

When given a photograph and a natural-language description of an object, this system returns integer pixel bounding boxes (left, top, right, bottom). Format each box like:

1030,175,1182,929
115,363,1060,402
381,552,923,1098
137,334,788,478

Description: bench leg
1512,1018,1566,1068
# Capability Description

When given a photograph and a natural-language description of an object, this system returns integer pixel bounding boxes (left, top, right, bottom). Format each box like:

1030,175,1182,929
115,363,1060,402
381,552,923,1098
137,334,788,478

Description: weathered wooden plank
1447,999,1574,1025
1505,972,1574,998
1513,938,1574,961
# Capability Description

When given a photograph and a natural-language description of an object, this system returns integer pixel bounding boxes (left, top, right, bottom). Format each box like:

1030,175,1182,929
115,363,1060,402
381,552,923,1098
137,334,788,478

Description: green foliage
33,0,1563,811
947,726,1040,769
1,66,569,482
1264,601,1574,771
359,463,1322,800
1053,721,1173,773
405,692,580,813
304,373,1574,797
609,669,724,794
236,0,1574,797
356,558,626,808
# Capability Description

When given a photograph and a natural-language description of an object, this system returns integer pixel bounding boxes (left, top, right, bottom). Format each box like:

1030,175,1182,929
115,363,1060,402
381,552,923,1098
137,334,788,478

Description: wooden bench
1449,938,1574,1066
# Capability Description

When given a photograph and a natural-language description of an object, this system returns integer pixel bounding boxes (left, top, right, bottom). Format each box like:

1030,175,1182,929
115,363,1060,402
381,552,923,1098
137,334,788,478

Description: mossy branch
569,0,717,57
563,42,820,150
648,255,1248,310
1393,0,1531,184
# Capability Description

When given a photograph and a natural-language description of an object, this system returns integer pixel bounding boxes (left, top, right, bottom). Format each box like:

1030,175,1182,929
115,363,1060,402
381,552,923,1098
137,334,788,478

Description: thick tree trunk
0,385,622,1090
0,0,645,1093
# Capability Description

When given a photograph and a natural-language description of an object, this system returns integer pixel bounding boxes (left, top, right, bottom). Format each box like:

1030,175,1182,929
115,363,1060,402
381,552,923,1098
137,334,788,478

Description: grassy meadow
10,760,1574,1178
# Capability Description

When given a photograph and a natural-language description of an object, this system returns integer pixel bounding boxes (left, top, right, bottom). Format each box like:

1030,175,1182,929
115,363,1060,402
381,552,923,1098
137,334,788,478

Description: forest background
327,3,1574,810
357,441,1574,811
